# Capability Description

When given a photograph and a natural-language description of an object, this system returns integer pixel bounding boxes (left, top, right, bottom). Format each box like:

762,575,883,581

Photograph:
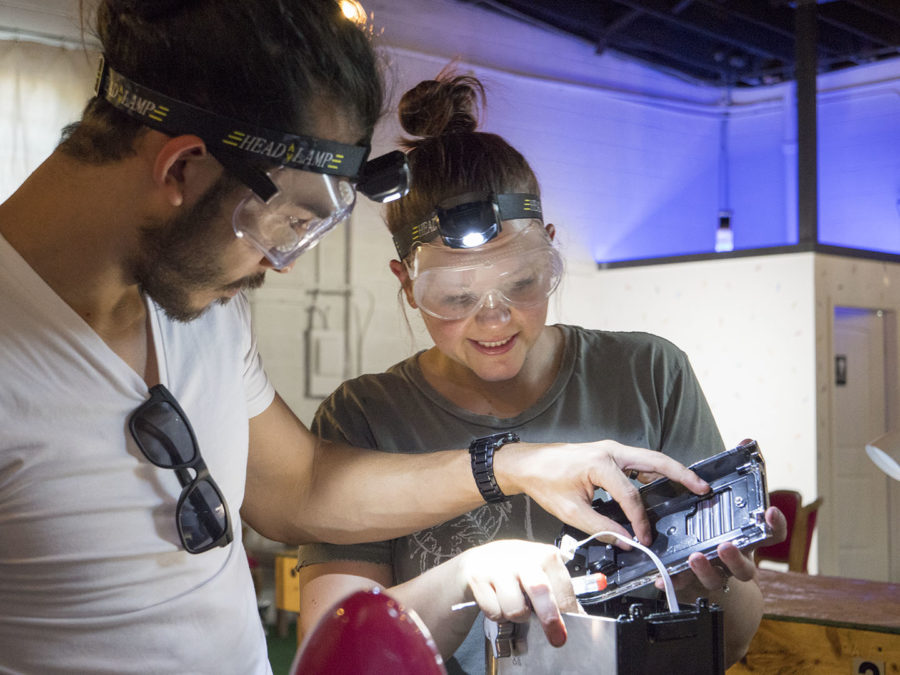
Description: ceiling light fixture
339,0,366,26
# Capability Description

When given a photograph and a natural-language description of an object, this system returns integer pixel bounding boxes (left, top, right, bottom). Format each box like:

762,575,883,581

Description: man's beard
129,175,266,323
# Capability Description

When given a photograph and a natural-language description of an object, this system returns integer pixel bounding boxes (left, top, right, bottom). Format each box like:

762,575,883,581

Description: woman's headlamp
392,192,542,259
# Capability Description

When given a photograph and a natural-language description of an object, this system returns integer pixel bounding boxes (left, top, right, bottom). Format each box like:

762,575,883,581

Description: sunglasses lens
132,401,197,468
178,480,229,553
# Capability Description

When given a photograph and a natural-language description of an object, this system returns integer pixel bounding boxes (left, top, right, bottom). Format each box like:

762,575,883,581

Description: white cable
561,530,680,614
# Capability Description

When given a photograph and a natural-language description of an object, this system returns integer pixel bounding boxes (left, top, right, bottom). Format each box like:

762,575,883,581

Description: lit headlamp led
93,56,410,204
392,191,542,259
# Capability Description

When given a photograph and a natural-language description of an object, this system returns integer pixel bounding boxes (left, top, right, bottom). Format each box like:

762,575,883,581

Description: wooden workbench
728,569,900,674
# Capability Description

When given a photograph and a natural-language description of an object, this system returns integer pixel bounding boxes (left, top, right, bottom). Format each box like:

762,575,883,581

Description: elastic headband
94,56,369,200
392,192,542,259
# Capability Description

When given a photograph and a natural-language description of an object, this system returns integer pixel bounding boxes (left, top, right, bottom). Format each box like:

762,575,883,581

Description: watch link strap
469,432,520,503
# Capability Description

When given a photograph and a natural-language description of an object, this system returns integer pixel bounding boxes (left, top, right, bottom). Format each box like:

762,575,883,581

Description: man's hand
494,440,710,546
454,540,581,648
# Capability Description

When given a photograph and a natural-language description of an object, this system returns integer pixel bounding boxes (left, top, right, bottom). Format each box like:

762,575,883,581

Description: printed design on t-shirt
407,501,518,575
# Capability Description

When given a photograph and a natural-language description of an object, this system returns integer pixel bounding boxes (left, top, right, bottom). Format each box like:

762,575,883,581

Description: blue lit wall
385,25,900,267
818,90,900,254
728,108,790,250
367,0,900,267
583,70,900,264
499,61,900,265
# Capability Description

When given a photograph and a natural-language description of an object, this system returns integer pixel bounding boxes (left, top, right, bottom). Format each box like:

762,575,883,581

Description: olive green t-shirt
300,325,724,674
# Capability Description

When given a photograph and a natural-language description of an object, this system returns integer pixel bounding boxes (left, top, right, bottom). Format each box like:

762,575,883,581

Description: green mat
266,621,298,675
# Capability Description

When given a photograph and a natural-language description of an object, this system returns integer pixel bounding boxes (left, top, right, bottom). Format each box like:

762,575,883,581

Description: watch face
484,432,519,446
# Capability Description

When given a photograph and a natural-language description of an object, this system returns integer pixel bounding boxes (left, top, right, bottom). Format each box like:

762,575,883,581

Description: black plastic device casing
558,440,771,604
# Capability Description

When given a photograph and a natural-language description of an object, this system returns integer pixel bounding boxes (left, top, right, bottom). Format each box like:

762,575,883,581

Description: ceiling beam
458,0,900,88
610,0,795,62
694,0,858,58
819,2,900,47
845,0,900,24
611,36,728,82
595,8,643,54
796,0,818,246
695,0,796,40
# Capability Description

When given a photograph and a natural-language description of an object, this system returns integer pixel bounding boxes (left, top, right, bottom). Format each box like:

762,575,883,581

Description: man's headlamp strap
392,192,542,259
93,56,368,179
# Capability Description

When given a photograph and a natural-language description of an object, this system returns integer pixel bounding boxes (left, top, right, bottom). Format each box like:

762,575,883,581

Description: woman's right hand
452,539,582,648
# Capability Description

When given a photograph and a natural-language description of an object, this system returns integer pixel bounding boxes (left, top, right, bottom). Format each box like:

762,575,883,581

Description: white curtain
0,40,97,200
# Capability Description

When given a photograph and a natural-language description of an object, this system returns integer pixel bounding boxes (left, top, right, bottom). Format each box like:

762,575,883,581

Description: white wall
559,252,900,578
557,253,819,497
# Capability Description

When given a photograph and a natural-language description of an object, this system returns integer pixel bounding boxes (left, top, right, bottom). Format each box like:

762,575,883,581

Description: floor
248,530,301,675
265,619,298,675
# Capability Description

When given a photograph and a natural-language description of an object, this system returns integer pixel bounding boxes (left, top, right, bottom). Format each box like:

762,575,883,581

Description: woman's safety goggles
231,167,356,269
407,224,563,320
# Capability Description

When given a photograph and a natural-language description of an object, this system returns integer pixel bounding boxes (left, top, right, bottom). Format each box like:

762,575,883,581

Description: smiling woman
292,66,778,673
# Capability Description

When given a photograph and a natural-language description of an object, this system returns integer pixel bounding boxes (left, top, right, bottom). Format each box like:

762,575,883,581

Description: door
830,307,890,581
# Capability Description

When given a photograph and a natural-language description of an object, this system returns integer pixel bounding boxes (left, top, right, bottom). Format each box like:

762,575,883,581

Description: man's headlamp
392,192,542,259
356,150,411,204
93,56,410,204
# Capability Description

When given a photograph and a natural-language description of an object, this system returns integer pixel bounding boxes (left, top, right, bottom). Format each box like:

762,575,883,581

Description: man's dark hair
60,0,383,162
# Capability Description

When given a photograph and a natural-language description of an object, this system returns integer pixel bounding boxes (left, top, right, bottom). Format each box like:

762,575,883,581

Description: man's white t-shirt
0,234,276,674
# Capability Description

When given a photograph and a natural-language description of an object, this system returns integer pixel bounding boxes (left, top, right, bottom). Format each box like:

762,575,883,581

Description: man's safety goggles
392,192,542,260
95,57,410,268
230,166,356,269
407,224,563,321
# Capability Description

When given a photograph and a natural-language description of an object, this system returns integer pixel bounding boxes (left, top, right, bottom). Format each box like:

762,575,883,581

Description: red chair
755,490,823,573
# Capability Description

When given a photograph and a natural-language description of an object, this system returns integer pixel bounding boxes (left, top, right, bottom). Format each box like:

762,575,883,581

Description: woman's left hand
657,505,787,592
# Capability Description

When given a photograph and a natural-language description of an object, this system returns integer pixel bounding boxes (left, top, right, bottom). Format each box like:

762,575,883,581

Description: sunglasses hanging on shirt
129,385,232,554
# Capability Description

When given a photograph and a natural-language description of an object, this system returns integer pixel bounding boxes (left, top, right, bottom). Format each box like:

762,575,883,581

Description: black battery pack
485,595,725,673
558,440,771,604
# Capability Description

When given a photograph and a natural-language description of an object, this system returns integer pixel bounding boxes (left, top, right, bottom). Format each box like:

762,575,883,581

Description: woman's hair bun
398,68,485,139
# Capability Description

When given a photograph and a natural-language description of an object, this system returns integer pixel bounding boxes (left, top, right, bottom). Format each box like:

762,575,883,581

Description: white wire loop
561,530,680,613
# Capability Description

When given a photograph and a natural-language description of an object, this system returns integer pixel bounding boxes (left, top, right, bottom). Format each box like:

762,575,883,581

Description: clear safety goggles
407,223,563,320
231,166,356,269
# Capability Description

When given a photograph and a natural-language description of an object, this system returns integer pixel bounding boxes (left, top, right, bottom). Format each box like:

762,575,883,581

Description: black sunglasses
129,385,233,554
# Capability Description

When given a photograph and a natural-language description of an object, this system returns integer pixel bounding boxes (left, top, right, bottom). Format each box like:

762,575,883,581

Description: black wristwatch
469,432,520,504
